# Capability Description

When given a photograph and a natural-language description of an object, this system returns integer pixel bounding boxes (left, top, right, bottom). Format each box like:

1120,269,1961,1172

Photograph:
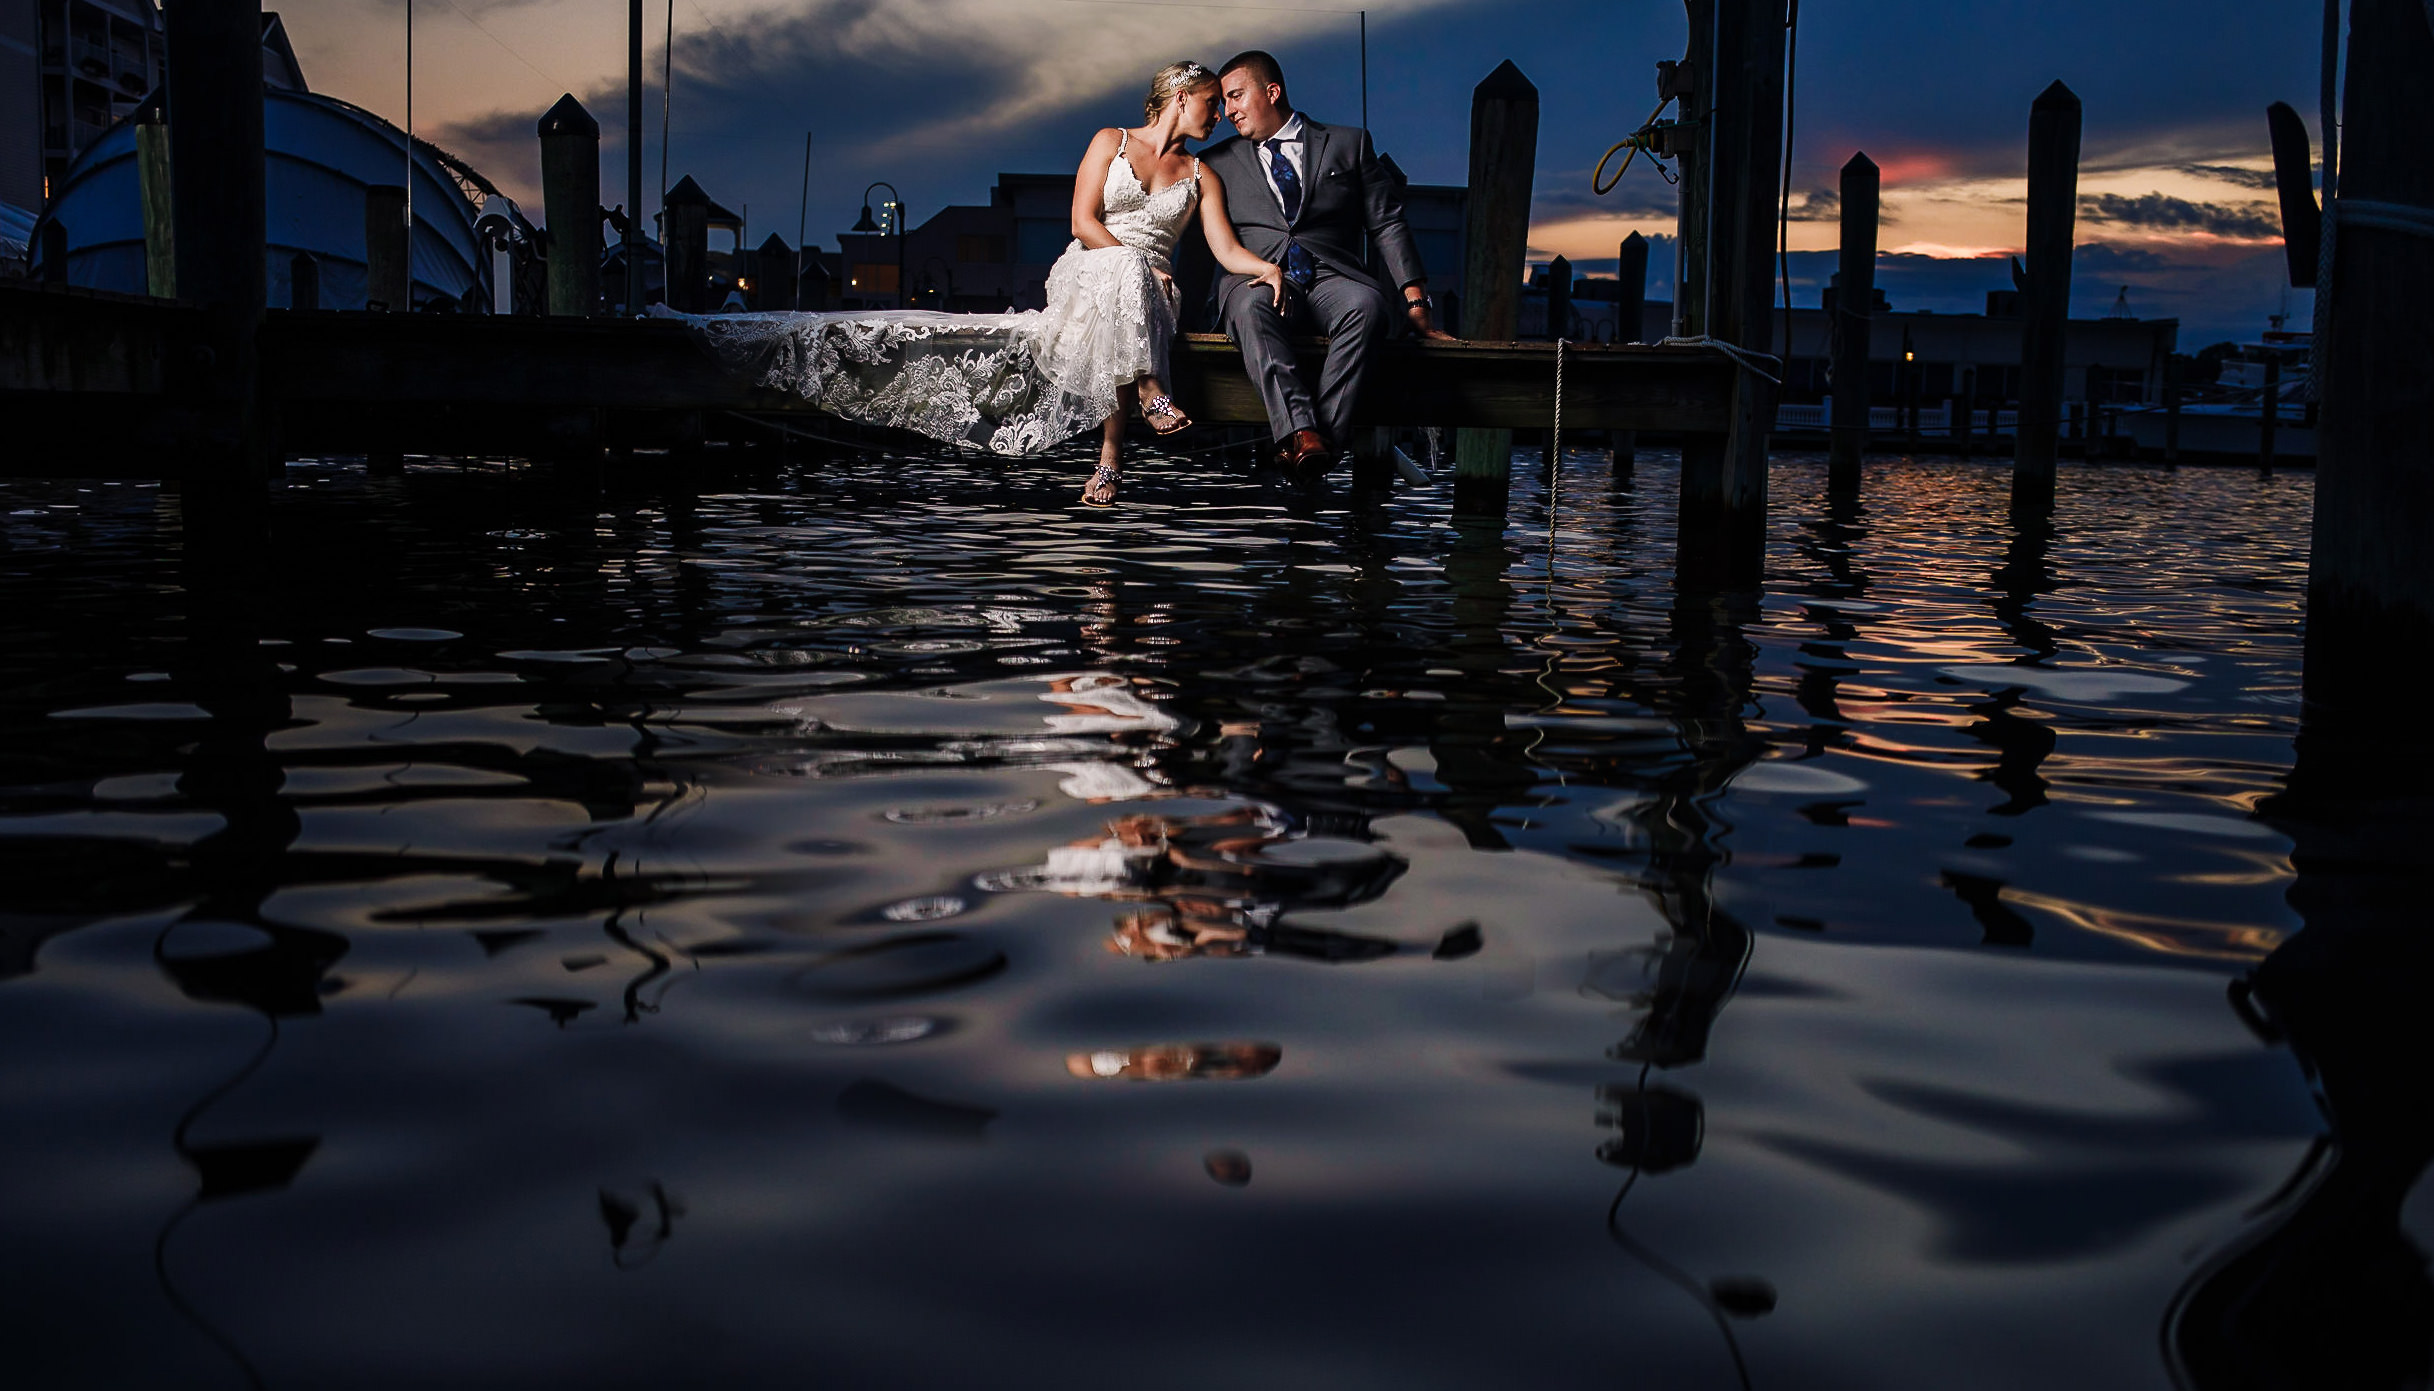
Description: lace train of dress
661,141,1199,457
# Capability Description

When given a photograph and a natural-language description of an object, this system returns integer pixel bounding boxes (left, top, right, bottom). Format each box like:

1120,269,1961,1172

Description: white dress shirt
1255,111,1308,221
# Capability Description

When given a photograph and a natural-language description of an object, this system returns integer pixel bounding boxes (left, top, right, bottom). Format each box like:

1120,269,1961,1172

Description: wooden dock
2,280,1743,475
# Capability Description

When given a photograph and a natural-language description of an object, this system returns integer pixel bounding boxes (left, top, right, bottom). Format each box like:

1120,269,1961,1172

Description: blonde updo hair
1144,60,1218,121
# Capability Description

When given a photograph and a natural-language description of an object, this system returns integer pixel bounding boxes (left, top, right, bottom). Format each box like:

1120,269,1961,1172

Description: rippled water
1,448,2421,1388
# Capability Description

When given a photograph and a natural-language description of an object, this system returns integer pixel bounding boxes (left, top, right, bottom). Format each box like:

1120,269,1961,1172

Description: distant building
0,0,166,215
1527,272,2175,408
834,161,1469,329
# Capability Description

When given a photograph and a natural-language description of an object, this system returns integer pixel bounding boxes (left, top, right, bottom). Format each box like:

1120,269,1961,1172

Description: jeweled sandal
1082,463,1121,507
1142,394,1192,436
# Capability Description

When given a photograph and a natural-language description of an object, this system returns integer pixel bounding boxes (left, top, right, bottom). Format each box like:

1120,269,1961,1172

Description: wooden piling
754,232,792,311
1672,1,1711,341
37,220,64,282
162,0,269,501
2163,355,2182,463
1454,59,1538,516
136,110,175,299
1614,231,1648,474
2013,80,2081,512
2311,0,2434,692
1827,152,1877,490
364,185,409,311
1679,0,1786,575
2259,355,2279,472
290,252,319,311
2265,101,2321,288
664,176,711,314
1954,368,1975,456
625,0,645,318
1545,254,1572,341
538,95,602,318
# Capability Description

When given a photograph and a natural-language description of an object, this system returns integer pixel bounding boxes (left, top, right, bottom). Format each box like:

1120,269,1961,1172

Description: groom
1203,51,1451,472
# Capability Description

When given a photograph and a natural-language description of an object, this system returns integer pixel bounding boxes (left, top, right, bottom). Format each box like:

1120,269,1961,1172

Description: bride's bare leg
1083,407,1123,506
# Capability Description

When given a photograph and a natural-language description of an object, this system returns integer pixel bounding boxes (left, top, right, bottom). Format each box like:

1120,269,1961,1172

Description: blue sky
283,0,2331,345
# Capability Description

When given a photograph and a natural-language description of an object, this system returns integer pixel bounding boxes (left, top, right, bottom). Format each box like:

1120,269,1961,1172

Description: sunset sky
275,0,2326,346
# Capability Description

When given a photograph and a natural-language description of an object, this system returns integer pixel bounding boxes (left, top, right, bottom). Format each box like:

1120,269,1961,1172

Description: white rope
1659,334,1784,384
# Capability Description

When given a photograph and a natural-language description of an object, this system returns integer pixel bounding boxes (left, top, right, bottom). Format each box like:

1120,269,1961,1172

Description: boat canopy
33,86,498,310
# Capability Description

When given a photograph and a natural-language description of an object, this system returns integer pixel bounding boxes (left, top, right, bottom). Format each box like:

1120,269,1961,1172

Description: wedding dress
664,133,1201,457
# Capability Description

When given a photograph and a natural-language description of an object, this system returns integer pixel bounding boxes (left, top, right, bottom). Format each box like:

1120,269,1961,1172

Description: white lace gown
667,138,1200,457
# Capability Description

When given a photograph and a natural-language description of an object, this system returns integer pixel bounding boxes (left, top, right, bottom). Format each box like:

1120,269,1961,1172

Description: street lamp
853,180,903,309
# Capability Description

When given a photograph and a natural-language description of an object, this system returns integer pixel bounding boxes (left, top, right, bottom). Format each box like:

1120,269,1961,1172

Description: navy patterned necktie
1264,137,1316,290
1263,136,1302,221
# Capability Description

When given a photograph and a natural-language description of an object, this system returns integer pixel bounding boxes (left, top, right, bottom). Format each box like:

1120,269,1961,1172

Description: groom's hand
1405,295,1457,341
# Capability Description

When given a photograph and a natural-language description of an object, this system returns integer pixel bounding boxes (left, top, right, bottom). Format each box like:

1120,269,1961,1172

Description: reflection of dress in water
664,135,1200,457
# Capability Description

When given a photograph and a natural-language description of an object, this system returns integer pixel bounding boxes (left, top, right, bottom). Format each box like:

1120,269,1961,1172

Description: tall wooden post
664,176,711,313
290,252,319,310
1614,231,1648,476
754,232,792,311
2014,80,2081,512
538,95,601,317
1828,152,1878,490
2163,354,2182,463
1680,0,1786,580
364,185,409,311
625,0,645,318
1672,0,1711,342
163,0,269,512
1545,253,1572,341
2259,356,2281,472
1454,59,1537,517
136,108,175,298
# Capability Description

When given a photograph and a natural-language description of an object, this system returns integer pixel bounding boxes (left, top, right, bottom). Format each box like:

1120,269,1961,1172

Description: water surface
0,448,2419,1388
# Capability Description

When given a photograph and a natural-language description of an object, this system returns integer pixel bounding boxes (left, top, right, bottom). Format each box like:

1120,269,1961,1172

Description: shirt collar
1266,112,1306,146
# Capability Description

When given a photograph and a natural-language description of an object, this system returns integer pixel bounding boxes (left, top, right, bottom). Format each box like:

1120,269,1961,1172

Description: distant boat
2116,330,2315,462
32,85,500,311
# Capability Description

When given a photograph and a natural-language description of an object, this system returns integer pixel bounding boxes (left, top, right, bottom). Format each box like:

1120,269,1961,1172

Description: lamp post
852,181,903,308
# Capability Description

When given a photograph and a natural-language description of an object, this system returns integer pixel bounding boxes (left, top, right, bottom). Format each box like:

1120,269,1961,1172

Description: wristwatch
1404,291,1433,312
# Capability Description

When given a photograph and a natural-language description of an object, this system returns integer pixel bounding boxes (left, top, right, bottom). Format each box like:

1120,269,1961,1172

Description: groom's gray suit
1201,117,1426,450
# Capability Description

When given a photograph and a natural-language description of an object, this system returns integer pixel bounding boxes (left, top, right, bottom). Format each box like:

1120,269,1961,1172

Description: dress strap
1115,128,1129,156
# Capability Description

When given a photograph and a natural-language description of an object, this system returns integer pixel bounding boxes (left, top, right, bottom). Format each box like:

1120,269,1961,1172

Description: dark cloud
1786,186,1839,222
2171,163,2284,191
2079,192,2281,240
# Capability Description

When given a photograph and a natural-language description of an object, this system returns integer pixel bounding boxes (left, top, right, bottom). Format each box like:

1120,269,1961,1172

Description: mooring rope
1548,337,1567,579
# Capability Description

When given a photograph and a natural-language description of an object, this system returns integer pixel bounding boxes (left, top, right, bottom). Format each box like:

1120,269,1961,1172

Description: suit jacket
1201,118,1426,303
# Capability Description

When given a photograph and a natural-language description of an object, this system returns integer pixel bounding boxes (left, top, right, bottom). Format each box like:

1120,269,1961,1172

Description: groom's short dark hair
1220,50,1287,99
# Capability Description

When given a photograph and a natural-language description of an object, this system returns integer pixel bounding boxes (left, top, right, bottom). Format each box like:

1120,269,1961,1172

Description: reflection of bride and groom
676,51,1451,507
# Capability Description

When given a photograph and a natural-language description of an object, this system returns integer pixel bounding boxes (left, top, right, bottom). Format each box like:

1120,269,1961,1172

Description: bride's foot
1082,462,1121,507
1141,392,1192,436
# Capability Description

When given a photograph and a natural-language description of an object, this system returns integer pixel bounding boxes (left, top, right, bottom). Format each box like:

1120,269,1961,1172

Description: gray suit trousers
1218,266,1394,449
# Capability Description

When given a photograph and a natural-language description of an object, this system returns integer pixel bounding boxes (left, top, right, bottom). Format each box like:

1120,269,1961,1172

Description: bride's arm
1070,129,1126,251
1196,168,1285,308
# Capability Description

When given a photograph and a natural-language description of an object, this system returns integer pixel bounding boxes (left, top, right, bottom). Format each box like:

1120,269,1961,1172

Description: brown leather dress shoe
1280,428,1331,471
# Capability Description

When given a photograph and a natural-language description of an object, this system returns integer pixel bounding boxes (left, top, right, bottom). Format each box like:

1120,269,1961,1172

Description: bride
670,61,1287,508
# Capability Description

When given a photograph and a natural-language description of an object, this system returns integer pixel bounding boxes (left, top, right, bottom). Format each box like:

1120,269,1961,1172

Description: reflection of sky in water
0,452,2405,1387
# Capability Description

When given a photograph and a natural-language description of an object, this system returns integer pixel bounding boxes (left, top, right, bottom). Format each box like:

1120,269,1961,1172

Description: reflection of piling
664,176,711,314
163,0,269,521
1827,152,1877,490
363,185,408,311
2013,81,2080,513
1614,231,1647,475
538,95,601,318
136,107,174,299
1454,59,1537,517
